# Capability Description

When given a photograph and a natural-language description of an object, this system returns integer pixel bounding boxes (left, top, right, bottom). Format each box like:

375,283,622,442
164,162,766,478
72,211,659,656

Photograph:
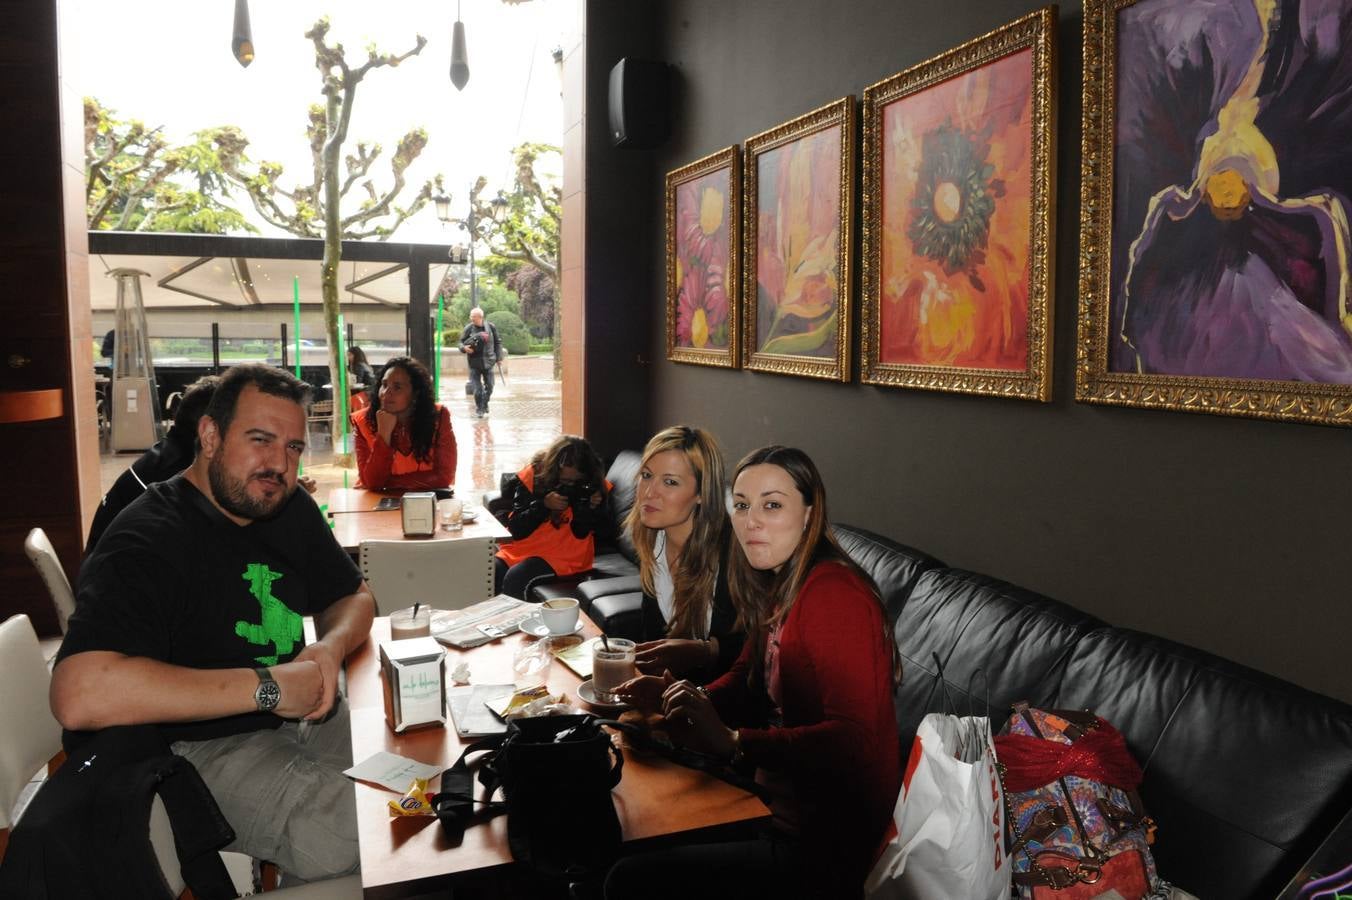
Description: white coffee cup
539,597,580,634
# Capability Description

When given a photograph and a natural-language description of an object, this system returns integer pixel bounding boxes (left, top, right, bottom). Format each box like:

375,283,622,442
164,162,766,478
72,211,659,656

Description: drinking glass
591,638,636,704
438,497,464,532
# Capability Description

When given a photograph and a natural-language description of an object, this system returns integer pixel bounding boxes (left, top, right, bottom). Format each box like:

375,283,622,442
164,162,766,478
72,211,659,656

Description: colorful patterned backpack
994,703,1169,899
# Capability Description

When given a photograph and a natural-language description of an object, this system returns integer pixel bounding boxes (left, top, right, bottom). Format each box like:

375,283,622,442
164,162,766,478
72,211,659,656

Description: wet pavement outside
98,354,563,504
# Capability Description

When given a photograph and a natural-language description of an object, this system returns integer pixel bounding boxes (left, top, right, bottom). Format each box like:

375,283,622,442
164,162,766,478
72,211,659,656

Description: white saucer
461,508,479,523
577,679,628,708
518,614,583,638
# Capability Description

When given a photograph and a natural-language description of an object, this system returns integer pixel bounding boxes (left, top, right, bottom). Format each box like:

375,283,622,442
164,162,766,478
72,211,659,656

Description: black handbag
433,714,624,881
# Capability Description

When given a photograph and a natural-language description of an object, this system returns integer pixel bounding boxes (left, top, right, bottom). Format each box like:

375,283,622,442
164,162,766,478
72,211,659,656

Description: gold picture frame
1077,0,1352,426
742,96,856,382
860,6,1057,401
666,146,741,368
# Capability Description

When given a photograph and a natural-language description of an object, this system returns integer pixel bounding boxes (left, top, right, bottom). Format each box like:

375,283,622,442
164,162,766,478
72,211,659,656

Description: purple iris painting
1111,0,1352,384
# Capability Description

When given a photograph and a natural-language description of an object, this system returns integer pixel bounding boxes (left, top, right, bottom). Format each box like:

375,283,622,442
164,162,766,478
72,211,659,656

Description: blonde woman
626,426,743,682
611,446,900,898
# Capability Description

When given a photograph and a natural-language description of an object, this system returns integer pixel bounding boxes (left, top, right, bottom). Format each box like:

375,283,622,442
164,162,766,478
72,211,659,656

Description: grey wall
581,1,1352,702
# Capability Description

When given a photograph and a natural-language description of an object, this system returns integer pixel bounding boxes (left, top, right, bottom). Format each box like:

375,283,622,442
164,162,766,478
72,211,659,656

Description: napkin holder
401,491,437,537
379,637,446,733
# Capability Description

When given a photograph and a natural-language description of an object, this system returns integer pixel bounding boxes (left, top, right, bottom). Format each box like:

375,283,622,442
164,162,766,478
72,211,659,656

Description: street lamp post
433,186,511,309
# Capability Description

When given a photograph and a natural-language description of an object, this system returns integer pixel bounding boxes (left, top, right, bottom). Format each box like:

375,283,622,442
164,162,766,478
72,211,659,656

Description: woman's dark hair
348,345,369,367
531,435,605,494
365,356,437,461
173,375,221,453
726,445,899,686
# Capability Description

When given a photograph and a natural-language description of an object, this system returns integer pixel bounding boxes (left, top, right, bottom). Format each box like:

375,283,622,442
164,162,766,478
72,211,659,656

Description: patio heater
108,268,164,451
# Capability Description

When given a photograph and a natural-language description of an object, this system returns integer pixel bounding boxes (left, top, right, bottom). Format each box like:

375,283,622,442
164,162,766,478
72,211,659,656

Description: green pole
337,313,349,449
435,292,444,400
292,276,302,379
293,275,304,477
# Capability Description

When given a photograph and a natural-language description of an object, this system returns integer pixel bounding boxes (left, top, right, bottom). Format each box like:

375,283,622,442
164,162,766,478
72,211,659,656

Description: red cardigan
707,560,901,895
352,404,457,491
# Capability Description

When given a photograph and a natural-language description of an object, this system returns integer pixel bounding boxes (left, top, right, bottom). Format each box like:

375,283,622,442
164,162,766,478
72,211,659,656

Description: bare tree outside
219,18,440,452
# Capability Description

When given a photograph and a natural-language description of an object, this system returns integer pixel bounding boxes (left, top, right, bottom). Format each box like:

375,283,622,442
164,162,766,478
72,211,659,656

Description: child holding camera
495,435,612,598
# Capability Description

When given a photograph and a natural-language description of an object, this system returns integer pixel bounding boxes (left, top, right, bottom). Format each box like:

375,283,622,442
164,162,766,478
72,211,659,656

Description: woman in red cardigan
609,445,901,899
352,356,456,491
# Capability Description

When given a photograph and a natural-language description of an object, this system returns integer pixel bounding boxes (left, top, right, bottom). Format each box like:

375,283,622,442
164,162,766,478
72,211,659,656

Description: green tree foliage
472,143,561,372
84,97,254,233
485,310,532,355
441,279,519,339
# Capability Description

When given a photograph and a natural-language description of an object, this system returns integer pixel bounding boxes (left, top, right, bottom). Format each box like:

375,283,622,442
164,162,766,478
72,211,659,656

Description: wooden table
346,618,770,899
327,488,510,554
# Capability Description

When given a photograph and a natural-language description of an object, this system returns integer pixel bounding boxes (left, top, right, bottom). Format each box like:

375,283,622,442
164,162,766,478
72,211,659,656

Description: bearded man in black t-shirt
52,364,376,885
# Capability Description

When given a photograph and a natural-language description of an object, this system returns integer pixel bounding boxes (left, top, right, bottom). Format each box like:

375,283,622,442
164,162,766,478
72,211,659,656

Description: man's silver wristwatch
253,667,281,712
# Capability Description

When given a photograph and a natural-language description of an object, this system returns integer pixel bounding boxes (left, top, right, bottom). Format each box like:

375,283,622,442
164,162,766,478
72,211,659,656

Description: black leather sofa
503,452,1352,896
833,523,1352,899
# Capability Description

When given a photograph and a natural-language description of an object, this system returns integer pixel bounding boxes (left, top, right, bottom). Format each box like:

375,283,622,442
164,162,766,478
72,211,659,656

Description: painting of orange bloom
744,97,855,381
883,50,1031,369
666,146,740,368
861,8,1056,400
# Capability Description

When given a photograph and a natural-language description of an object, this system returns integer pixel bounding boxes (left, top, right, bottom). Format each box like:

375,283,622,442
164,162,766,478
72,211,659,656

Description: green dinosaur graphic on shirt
235,563,302,666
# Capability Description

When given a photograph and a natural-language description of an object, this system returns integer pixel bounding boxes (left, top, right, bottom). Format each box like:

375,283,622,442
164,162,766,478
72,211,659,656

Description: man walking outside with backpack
459,307,503,418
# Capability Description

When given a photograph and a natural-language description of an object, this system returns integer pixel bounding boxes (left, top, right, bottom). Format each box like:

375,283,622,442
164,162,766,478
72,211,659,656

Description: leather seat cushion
591,592,644,642
892,568,1105,749
1046,628,1352,898
834,524,944,622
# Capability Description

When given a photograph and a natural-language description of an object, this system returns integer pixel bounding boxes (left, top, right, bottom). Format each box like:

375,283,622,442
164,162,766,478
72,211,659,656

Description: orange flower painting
879,49,1033,371
754,124,843,359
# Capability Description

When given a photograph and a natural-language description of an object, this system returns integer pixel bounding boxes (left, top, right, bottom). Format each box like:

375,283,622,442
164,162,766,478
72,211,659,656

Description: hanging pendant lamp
449,0,470,90
232,0,254,67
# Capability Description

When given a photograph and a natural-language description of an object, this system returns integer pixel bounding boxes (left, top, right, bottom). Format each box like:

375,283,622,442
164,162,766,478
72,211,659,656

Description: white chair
23,528,75,636
360,537,497,615
0,614,63,855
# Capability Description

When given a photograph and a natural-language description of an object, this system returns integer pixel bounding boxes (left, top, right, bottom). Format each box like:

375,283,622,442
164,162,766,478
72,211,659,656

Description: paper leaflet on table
448,683,515,736
343,751,442,793
430,594,534,648
551,635,601,680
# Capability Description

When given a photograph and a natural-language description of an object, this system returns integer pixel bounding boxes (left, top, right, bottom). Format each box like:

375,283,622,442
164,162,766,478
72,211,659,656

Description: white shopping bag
865,713,1009,900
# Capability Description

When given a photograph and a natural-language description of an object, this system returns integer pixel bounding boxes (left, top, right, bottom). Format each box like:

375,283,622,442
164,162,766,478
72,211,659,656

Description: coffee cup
539,597,580,635
591,638,636,704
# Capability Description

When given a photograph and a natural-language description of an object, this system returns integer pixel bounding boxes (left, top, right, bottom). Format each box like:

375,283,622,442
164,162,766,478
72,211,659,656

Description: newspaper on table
430,594,535,649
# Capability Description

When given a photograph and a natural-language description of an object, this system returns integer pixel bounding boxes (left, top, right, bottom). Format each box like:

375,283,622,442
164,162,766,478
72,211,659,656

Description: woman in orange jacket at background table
352,356,456,491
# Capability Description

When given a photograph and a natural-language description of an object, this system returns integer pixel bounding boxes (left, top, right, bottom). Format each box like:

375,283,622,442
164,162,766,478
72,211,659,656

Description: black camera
553,480,598,504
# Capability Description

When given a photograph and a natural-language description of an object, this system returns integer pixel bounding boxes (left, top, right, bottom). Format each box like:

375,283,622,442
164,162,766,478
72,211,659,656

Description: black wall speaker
608,58,670,149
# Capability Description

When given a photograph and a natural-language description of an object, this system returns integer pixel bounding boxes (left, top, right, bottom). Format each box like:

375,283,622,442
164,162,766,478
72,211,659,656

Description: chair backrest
360,537,497,615
24,528,75,636
0,614,62,830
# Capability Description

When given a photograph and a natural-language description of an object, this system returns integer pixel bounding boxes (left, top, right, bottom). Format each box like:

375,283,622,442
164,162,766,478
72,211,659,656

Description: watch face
256,679,281,712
